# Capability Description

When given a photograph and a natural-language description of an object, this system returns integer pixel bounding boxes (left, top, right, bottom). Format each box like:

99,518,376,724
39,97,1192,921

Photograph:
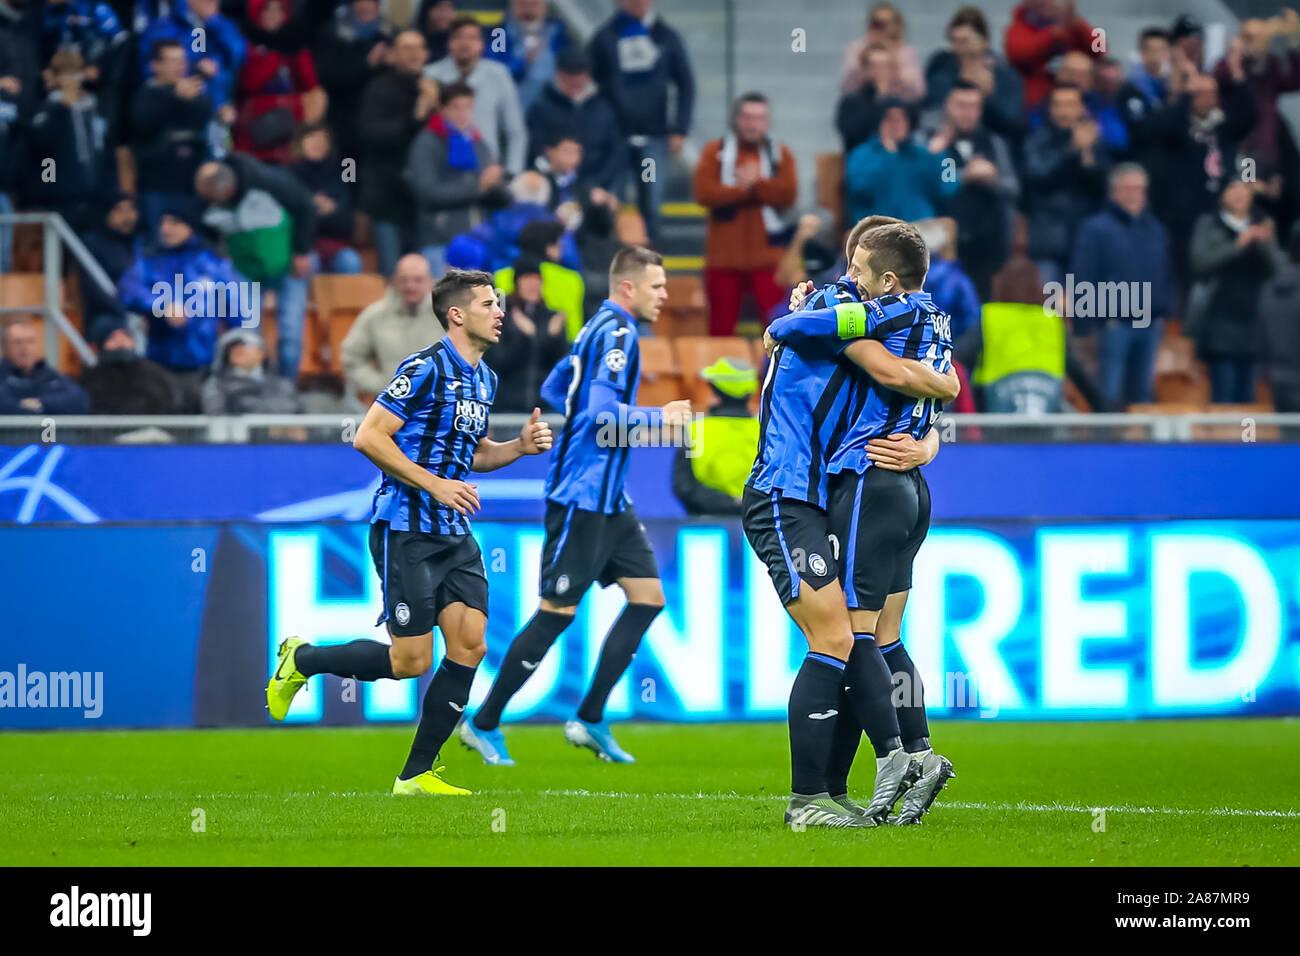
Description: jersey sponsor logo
556,574,570,595
387,375,412,399
454,398,490,435
604,348,628,373
394,602,411,626
809,552,828,577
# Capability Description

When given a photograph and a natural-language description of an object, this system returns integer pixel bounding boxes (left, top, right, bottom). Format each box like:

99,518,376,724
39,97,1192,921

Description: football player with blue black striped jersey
264,269,554,796
746,217,960,828
461,247,692,767
769,219,958,824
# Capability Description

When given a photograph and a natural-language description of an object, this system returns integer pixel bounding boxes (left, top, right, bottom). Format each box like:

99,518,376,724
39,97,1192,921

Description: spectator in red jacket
235,0,327,164
1004,0,1102,110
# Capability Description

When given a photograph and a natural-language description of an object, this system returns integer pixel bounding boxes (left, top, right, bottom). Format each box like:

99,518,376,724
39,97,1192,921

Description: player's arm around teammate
766,303,959,402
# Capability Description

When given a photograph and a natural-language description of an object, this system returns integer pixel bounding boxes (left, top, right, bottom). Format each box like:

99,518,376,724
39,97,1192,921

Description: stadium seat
661,273,709,338
1153,334,1210,405
0,272,46,310
674,336,752,409
637,336,685,407
616,208,648,246
313,274,386,375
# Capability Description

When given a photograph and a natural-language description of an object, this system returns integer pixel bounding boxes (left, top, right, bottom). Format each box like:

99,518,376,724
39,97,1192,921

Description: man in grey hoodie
201,328,302,416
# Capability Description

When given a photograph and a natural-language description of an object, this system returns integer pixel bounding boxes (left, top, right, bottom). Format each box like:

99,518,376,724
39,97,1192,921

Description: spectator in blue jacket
131,38,215,239
486,0,570,113
1028,52,1129,155
137,0,245,115
588,0,694,242
459,170,580,272
526,48,622,190
118,206,245,378
845,100,955,224
1070,163,1172,410
916,217,982,342
0,315,91,414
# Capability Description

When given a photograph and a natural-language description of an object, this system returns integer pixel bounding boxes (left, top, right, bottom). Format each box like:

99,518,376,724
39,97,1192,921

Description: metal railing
0,212,113,370
0,413,1298,446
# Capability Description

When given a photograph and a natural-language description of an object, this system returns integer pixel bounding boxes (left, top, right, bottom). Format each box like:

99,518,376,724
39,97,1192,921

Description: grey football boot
864,747,921,822
891,753,956,825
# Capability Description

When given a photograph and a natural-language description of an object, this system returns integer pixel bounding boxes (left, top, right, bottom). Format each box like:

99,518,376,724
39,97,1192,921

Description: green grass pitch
3,719,1298,866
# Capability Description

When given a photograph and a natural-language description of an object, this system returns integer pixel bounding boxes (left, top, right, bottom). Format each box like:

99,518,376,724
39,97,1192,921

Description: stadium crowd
1,0,1299,418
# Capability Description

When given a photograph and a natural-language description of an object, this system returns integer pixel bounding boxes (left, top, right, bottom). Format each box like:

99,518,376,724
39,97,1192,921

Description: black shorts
741,484,839,606
369,521,489,636
828,467,931,612
539,501,659,605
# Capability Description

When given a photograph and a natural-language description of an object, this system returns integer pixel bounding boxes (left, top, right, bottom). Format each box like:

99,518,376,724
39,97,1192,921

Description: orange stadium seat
674,336,752,409
0,273,46,310
314,273,387,375
638,335,685,407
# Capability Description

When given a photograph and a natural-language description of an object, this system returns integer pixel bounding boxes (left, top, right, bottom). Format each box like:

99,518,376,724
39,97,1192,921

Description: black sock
474,610,573,731
844,633,902,758
399,658,477,780
576,603,662,724
824,638,873,795
882,641,931,753
789,652,845,796
295,640,394,681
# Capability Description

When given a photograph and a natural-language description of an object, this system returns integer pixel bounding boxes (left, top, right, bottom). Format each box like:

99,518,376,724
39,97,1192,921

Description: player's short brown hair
608,246,663,287
432,268,495,330
844,215,904,261
856,221,929,290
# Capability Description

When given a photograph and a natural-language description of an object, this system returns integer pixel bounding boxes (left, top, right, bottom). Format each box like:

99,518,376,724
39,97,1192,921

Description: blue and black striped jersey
828,291,952,476
540,299,660,514
748,276,862,510
368,337,498,535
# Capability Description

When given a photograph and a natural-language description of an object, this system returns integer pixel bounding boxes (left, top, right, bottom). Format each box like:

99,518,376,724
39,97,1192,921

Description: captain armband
833,302,867,339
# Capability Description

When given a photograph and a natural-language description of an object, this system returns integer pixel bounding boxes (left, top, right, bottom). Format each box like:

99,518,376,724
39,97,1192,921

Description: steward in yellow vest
671,357,761,516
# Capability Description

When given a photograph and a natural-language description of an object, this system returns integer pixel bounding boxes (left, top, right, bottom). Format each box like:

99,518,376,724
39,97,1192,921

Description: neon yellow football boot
266,637,307,721
392,766,472,796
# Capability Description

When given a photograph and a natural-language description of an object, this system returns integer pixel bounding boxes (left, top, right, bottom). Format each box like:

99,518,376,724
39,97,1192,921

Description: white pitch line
526,789,1300,819
31,789,1300,819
